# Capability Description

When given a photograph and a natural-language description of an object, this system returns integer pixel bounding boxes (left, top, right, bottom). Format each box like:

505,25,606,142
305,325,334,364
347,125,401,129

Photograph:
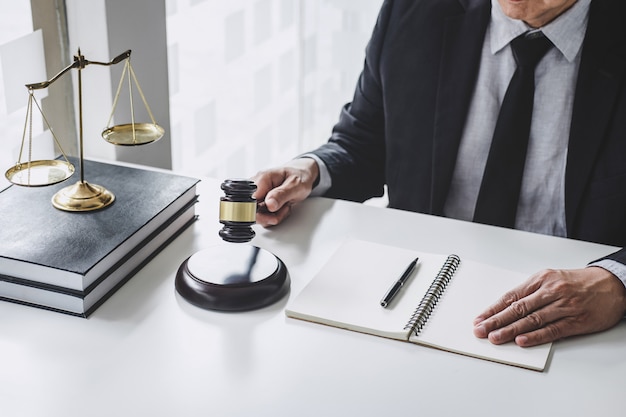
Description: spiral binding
403,254,461,336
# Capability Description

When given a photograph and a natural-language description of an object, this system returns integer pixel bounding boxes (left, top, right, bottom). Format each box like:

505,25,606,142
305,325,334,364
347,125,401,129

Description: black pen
380,257,419,308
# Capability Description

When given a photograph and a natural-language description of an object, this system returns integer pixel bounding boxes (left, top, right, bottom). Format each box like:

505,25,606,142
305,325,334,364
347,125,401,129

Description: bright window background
0,3,34,190
166,0,383,180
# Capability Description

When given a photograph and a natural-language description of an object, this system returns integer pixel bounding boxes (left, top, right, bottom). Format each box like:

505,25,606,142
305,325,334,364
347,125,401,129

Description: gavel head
218,179,257,243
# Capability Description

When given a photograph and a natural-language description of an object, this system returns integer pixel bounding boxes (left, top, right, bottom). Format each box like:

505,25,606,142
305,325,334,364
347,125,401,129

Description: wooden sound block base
175,244,289,311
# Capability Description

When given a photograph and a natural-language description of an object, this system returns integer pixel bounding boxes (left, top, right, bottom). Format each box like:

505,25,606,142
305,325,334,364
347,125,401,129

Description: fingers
251,158,320,227
473,267,626,347
473,270,568,345
473,275,544,331
477,303,572,346
253,172,292,227
252,169,291,205
513,321,571,347
256,202,292,227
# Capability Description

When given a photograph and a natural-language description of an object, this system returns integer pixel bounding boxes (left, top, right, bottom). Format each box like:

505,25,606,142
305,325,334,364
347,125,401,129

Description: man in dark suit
253,0,626,347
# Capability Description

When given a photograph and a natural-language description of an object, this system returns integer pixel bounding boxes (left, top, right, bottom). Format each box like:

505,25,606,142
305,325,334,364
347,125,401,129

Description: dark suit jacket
311,0,626,262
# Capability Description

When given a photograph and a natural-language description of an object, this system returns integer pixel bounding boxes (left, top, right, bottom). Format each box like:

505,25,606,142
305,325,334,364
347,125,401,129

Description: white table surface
1,177,624,417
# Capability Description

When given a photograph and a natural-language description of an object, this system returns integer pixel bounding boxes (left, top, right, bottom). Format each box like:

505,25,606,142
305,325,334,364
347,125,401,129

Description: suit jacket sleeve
597,249,626,266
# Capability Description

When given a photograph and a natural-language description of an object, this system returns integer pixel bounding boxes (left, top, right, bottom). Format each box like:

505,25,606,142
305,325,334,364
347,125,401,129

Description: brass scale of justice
5,49,290,311
5,48,163,211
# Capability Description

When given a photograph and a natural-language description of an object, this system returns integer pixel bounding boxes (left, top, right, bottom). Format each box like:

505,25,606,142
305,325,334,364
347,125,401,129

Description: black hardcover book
0,203,196,317
0,159,200,305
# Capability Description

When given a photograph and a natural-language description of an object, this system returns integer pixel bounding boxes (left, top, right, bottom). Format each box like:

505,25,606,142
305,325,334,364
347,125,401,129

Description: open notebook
286,239,552,371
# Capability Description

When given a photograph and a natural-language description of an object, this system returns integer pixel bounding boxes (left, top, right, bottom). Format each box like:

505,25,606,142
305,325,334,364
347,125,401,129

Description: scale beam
26,50,132,90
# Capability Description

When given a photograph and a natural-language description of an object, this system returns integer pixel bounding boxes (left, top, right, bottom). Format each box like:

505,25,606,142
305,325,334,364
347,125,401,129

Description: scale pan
102,123,164,146
5,160,75,187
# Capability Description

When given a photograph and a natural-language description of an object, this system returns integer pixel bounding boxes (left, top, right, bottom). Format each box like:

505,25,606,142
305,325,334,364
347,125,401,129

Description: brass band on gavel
219,200,257,223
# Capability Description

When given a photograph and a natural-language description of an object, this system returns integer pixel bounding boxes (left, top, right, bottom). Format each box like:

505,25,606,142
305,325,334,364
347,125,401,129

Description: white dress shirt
443,0,590,236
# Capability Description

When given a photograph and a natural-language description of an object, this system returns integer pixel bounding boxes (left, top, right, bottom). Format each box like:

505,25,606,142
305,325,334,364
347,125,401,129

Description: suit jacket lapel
565,0,626,234
430,0,491,215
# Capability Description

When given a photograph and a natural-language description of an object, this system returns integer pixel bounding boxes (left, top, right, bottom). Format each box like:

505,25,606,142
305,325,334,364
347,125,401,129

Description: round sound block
175,245,289,311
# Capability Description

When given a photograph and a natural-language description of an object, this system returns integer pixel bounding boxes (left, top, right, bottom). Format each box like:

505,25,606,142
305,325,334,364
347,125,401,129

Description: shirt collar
490,0,591,62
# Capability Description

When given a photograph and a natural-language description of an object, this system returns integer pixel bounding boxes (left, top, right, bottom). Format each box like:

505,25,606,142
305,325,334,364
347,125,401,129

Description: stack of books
0,159,200,317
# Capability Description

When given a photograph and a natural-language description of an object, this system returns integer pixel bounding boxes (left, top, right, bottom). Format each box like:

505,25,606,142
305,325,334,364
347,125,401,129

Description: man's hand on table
473,266,626,347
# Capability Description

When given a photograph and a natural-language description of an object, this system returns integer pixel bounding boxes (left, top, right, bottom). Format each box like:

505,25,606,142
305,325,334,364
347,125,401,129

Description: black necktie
473,31,553,228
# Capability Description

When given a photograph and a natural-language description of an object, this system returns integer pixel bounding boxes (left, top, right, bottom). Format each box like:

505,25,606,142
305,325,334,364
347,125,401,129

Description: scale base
52,180,115,212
